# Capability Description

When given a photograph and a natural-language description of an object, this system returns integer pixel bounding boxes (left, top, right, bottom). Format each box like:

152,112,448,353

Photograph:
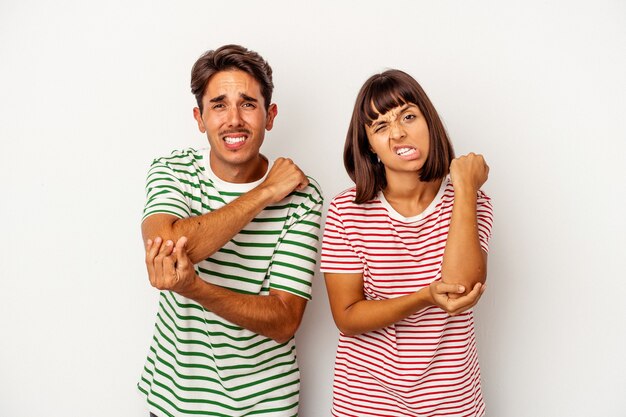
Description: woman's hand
449,152,489,192
429,281,486,316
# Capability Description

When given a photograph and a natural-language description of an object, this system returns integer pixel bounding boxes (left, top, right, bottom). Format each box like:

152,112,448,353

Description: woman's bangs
362,82,415,125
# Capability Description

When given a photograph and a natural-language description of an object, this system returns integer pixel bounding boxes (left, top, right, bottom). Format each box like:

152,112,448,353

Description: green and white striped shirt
138,148,323,417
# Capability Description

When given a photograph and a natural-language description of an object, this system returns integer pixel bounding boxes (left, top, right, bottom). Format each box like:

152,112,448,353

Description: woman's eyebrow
370,104,412,128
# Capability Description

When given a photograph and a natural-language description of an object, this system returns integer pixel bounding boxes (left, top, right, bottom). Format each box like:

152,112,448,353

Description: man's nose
226,107,243,126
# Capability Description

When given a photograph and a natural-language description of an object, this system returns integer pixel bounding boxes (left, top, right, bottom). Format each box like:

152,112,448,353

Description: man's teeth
224,136,246,145
396,147,416,156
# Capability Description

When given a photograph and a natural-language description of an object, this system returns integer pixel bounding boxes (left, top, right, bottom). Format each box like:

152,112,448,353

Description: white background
1,1,625,416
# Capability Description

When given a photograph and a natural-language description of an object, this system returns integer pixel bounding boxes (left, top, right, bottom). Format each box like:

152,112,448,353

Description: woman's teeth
396,147,416,156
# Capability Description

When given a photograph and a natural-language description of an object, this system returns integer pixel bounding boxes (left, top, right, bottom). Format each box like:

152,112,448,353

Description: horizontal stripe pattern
138,148,323,416
320,180,493,417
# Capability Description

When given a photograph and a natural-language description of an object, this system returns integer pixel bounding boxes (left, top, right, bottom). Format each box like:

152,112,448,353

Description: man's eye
242,103,255,108
212,103,225,109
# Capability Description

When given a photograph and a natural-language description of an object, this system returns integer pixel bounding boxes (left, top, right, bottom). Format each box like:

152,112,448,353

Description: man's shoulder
268,175,324,221
147,148,210,183
150,148,205,166
300,176,324,205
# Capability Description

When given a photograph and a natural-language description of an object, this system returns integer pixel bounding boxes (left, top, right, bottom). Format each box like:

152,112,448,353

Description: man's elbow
271,321,300,344
269,295,307,344
142,219,202,263
142,218,178,244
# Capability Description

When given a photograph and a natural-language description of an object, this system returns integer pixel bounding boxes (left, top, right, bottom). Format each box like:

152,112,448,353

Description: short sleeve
142,159,191,221
268,185,324,300
476,190,494,253
320,199,365,273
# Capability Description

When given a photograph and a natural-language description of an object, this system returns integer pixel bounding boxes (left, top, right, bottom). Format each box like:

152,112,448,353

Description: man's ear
265,104,278,131
193,107,206,133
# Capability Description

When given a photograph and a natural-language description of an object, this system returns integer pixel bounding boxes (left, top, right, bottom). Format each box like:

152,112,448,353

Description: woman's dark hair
344,69,455,204
190,44,274,113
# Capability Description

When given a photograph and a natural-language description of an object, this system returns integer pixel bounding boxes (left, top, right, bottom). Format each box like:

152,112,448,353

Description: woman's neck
383,173,442,217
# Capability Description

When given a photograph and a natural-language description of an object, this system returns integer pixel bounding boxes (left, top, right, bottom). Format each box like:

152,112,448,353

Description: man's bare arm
147,237,307,343
142,157,309,264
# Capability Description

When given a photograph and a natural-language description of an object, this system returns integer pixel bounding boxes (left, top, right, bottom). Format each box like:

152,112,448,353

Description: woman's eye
404,114,416,121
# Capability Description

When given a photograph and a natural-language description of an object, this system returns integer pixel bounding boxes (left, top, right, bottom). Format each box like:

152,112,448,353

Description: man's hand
257,157,309,203
145,236,198,295
429,281,486,316
449,152,489,193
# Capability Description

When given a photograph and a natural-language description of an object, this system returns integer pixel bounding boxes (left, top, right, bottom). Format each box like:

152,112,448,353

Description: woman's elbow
444,265,487,286
333,318,363,337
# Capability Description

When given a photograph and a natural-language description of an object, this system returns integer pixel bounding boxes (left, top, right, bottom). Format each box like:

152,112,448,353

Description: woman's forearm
441,188,487,296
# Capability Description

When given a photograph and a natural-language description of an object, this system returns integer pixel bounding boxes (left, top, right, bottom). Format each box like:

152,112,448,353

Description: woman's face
366,102,430,176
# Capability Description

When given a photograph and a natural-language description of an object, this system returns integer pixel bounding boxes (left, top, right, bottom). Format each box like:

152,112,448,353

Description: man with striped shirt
138,45,323,417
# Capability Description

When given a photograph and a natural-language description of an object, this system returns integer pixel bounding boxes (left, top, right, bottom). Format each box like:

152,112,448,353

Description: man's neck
209,153,268,184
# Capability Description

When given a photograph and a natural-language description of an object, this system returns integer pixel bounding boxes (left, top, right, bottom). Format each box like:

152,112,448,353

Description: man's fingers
163,252,177,283
297,176,309,191
158,239,174,256
173,236,189,266
154,240,173,288
145,237,163,287
173,236,188,253
145,237,162,262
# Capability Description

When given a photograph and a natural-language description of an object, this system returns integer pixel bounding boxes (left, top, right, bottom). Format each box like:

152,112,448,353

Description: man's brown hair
190,44,274,113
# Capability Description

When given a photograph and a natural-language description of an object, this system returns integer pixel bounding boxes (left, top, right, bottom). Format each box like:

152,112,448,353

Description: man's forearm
181,277,306,344
143,186,274,264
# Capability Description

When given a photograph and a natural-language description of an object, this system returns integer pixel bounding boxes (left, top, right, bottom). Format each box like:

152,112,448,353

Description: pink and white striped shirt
321,178,493,417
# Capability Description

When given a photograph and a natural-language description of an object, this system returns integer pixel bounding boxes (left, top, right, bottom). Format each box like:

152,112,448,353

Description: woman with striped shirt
320,69,493,416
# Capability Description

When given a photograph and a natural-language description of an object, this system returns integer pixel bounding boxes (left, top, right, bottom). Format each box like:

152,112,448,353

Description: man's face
193,69,277,183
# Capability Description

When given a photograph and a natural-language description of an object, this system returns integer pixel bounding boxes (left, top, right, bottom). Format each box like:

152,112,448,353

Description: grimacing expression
366,103,430,175
193,69,277,183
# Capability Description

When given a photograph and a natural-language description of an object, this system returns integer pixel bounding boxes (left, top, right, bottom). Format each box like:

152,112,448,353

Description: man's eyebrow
240,93,258,102
209,94,226,103
208,93,258,103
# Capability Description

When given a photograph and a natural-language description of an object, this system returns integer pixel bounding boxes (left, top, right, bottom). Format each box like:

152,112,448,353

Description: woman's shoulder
330,186,357,203
329,186,381,208
328,186,386,217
